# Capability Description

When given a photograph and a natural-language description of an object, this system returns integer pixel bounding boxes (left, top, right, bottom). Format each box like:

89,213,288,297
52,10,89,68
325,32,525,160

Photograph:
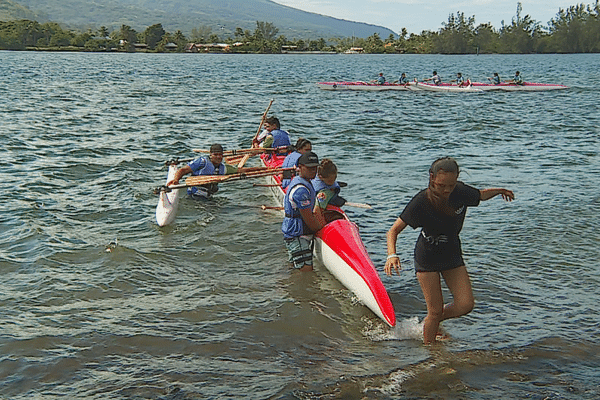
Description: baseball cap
297,151,319,167
210,143,224,153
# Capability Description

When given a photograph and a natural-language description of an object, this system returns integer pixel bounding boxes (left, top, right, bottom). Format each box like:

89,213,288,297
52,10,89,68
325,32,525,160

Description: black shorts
413,256,465,273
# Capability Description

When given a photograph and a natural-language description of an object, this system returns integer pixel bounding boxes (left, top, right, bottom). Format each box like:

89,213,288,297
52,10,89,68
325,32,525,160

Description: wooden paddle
260,203,371,210
344,202,372,209
252,99,274,148
261,205,283,211
184,167,293,187
192,146,289,155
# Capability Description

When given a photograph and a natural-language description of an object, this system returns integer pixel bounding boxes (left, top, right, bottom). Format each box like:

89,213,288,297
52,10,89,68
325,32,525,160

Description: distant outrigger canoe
317,80,569,92
316,81,415,91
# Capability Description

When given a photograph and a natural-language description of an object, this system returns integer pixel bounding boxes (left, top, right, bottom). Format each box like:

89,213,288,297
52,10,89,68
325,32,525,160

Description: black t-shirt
400,182,481,269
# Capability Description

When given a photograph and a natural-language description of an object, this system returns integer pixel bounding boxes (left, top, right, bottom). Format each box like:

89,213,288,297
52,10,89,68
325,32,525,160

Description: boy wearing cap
281,151,325,271
167,144,242,199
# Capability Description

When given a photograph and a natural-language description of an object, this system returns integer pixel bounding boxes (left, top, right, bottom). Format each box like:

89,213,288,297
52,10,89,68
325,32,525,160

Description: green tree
365,32,384,53
118,25,137,52
142,23,166,50
98,26,109,38
548,2,600,52
191,25,212,43
255,21,279,42
434,12,476,53
499,3,542,53
473,23,500,53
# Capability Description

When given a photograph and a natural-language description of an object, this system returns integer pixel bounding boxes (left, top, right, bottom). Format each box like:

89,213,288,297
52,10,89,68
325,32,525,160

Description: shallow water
1,51,599,399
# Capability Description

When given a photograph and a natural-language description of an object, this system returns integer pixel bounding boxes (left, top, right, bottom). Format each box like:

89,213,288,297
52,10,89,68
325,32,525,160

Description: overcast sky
272,0,582,35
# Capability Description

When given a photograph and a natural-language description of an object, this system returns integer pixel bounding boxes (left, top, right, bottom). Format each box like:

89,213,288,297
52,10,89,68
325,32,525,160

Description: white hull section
156,164,183,226
314,237,390,325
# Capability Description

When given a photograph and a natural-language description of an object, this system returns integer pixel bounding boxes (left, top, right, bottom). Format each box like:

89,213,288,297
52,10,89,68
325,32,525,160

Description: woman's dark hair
429,157,459,177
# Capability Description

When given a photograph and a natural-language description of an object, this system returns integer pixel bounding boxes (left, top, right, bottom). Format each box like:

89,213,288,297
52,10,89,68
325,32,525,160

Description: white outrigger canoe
413,81,568,92
260,153,396,327
316,81,415,91
470,81,569,91
156,163,184,227
410,81,484,93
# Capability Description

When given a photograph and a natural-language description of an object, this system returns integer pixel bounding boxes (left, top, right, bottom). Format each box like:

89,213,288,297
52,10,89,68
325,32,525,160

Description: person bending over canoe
258,116,291,152
282,152,325,272
312,158,346,210
384,157,514,345
281,138,312,189
167,143,245,199
424,71,441,85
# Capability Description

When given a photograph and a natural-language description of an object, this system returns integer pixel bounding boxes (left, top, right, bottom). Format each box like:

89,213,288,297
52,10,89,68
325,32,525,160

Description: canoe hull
156,164,183,226
470,82,569,91
316,81,412,91
315,219,396,326
413,82,484,93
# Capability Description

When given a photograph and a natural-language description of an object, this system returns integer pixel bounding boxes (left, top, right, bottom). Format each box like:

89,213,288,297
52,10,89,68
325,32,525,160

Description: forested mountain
4,0,395,39
0,0,43,21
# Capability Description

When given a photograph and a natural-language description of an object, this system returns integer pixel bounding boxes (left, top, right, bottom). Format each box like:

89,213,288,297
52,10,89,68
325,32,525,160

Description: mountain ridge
4,0,396,39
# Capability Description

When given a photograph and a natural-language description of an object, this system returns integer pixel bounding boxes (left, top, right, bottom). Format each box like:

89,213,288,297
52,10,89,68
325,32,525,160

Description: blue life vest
281,151,301,188
187,156,226,196
270,129,291,149
312,177,340,195
312,177,346,207
282,176,315,238
492,75,500,84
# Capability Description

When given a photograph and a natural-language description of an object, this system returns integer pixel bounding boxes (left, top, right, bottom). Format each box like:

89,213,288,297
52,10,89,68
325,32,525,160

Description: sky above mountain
272,0,577,34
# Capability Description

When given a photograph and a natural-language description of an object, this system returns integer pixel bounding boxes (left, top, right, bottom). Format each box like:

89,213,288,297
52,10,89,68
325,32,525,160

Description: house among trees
185,42,244,53
344,47,364,54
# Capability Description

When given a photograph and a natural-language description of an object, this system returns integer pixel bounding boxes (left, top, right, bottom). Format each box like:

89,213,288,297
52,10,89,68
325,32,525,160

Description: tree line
1,2,599,53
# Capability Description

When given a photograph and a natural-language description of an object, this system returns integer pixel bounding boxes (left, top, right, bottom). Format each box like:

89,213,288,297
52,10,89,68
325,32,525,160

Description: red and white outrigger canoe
261,153,396,327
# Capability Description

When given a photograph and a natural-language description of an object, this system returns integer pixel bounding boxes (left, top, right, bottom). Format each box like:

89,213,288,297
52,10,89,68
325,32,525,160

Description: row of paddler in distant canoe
317,70,569,92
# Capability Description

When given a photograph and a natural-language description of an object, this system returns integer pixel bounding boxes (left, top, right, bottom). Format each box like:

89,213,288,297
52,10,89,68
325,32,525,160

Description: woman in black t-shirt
385,157,514,344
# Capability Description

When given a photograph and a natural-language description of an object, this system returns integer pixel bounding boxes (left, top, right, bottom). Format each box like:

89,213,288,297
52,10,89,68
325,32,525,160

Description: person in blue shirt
281,151,324,271
375,72,386,85
488,72,501,85
167,143,244,199
424,71,441,85
260,116,291,151
312,158,346,209
281,138,312,189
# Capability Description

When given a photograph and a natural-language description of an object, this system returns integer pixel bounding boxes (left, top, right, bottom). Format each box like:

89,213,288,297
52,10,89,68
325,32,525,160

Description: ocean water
1,51,599,399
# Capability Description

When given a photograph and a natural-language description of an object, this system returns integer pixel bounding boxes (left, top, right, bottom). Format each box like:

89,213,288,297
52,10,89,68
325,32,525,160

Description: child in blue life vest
312,158,347,209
